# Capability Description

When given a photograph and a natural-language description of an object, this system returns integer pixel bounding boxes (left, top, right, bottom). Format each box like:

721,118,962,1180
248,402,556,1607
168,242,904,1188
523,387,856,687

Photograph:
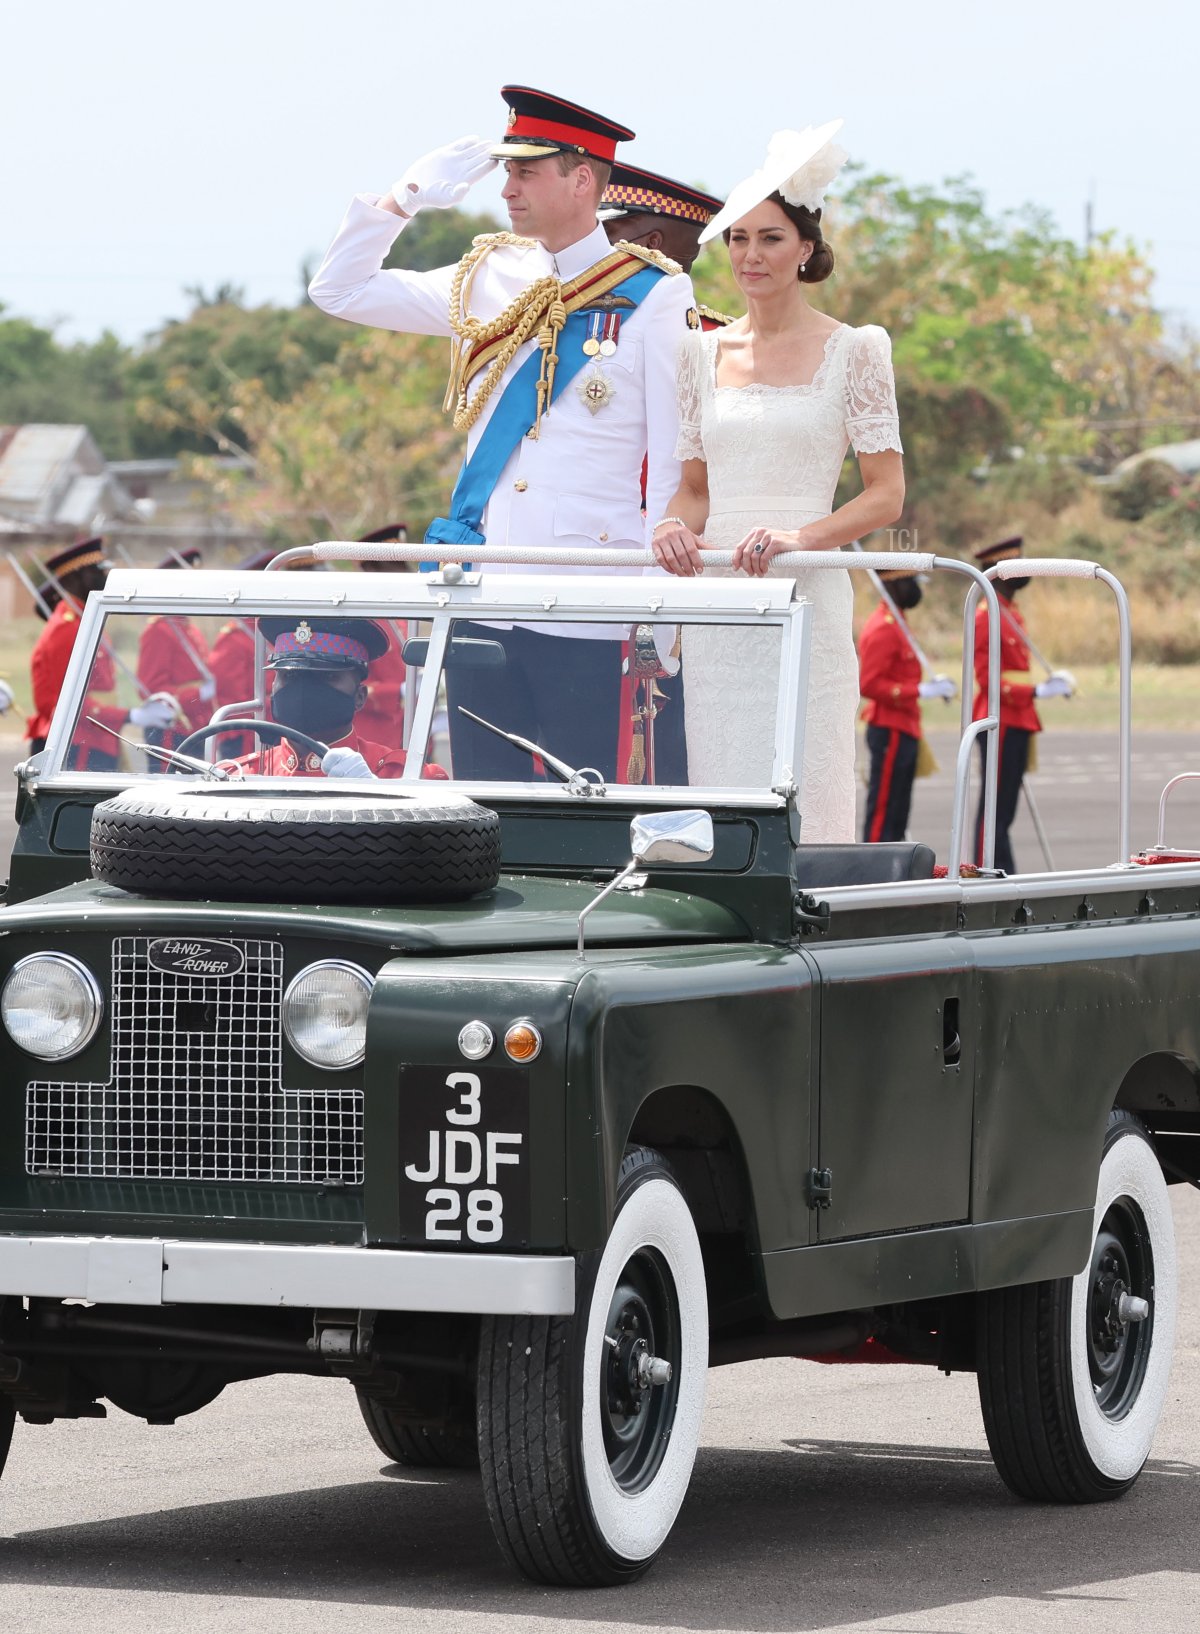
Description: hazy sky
4,0,1198,345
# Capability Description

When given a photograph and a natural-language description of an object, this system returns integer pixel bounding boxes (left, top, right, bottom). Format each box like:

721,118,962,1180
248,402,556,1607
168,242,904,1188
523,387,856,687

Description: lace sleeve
844,324,903,455
673,331,708,462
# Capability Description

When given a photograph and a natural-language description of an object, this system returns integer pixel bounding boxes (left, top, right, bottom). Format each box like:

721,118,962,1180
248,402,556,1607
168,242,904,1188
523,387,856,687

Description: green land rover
0,545,1192,1585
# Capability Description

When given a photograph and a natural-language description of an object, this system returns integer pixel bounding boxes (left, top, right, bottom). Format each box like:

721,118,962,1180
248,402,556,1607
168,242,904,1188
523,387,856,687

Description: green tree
182,326,462,544
0,307,136,458
382,206,503,273
127,293,348,458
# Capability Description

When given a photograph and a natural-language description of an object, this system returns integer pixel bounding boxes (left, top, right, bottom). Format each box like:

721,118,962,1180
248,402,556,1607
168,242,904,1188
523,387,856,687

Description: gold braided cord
611,240,683,276
444,234,678,438
444,233,545,425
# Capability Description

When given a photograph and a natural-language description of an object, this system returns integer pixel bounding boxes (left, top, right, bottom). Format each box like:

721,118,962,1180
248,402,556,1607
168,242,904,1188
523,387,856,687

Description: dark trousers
863,724,919,842
646,660,689,786
446,624,623,781
975,726,1031,874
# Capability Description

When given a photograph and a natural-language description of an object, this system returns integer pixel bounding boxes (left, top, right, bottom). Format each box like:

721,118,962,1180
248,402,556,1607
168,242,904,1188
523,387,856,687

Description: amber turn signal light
503,1022,542,1062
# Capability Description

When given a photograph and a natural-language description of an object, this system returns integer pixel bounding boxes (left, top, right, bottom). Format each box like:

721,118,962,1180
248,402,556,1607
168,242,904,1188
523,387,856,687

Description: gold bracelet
653,515,687,533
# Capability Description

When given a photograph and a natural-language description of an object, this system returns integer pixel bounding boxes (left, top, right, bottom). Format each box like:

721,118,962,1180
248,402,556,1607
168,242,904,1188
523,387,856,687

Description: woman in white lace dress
652,125,905,842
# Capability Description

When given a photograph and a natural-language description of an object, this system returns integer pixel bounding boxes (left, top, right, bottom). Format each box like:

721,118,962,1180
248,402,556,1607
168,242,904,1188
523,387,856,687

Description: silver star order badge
577,364,615,416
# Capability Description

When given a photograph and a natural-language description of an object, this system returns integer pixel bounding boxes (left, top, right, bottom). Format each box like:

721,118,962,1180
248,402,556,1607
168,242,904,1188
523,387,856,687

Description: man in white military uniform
308,84,695,780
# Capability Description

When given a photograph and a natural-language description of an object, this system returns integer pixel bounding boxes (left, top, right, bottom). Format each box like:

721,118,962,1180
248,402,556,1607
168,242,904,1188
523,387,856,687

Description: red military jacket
972,596,1041,733
137,615,212,747
859,601,922,737
356,631,407,747
27,599,125,761
232,729,448,780
209,622,255,714
208,621,261,758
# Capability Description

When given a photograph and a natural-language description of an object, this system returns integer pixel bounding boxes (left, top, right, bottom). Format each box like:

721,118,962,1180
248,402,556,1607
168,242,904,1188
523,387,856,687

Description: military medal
599,313,620,356
578,364,615,415
582,312,604,357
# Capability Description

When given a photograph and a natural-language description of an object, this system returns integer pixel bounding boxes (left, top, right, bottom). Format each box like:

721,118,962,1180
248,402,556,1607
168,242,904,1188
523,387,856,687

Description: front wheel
477,1146,708,1585
977,1110,1177,1502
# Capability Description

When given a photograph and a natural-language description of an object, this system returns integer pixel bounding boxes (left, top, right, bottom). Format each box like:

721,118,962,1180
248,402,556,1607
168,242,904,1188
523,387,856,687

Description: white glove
198,678,216,703
391,136,496,215
0,677,13,714
1035,670,1074,700
918,674,958,701
129,695,179,731
321,746,376,780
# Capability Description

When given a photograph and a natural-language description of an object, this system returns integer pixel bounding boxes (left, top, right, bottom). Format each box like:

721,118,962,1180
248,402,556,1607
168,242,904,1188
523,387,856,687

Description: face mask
1004,576,1031,594
271,673,358,740
888,577,923,610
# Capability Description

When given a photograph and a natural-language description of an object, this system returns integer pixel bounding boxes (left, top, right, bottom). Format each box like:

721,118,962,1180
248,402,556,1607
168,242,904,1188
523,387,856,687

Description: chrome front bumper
0,1235,575,1315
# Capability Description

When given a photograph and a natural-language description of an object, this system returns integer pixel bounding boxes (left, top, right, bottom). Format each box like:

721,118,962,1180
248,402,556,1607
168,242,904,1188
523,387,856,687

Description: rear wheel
356,1386,478,1469
477,1146,708,1585
977,1111,1177,1501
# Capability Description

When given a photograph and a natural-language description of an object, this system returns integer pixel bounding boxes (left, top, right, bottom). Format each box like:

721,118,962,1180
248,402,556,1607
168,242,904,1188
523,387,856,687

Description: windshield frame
36,568,812,807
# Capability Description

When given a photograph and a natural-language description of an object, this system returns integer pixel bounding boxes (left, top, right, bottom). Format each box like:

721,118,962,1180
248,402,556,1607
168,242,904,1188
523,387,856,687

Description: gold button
599,532,609,542
514,478,528,492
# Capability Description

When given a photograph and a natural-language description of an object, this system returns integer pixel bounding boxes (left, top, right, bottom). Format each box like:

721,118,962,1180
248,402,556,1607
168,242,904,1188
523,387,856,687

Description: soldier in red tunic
208,550,278,757
972,536,1073,872
26,537,176,769
859,569,955,842
136,548,214,769
354,523,413,749
231,616,445,780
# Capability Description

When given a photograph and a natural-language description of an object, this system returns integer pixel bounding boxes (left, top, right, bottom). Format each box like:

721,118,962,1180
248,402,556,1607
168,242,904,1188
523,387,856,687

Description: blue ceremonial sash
425,264,665,556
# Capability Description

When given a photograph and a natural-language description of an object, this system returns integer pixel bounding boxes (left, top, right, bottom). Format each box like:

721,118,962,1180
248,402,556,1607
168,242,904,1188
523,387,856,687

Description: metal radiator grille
25,937,363,1185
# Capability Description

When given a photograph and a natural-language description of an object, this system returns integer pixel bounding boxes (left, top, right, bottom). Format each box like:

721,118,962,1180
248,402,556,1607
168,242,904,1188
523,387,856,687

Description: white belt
708,494,828,515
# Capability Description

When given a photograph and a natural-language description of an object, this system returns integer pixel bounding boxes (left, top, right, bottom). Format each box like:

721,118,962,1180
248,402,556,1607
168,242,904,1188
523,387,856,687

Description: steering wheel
173,719,331,768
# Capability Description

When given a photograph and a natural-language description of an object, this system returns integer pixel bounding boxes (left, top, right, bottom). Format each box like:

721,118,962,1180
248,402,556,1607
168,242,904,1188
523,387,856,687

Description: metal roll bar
965,558,1132,867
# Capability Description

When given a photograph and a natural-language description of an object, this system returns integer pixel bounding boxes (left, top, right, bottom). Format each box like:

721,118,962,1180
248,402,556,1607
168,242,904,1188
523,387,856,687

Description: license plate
397,1065,531,1247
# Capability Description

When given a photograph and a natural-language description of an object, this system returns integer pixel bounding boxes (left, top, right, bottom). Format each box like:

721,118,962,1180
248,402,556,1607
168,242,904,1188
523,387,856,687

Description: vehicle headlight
2,953,103,1061
282,961,374,1070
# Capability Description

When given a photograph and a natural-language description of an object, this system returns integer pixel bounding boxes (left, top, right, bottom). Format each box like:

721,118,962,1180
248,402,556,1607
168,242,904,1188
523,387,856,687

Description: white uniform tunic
308,200,694,576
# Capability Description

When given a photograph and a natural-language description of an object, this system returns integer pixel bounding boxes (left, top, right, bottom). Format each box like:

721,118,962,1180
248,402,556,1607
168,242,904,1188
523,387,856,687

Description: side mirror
577,809,715,959
630,809,715,867
401,636,508,670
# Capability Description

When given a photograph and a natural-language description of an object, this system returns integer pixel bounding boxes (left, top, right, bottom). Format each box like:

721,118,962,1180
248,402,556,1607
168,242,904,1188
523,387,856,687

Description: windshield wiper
455,707,606,796
85,718,232,780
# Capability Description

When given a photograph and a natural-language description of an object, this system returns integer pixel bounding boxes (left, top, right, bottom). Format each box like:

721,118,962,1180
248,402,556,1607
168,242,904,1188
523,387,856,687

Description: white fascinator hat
698,119,848,245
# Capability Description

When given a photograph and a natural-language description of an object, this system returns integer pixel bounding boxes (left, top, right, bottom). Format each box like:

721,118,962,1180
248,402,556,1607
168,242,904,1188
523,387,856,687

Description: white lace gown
675,323,903,842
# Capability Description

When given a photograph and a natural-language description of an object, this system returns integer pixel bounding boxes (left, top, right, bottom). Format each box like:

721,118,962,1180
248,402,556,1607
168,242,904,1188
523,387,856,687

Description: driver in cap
233,616,443,779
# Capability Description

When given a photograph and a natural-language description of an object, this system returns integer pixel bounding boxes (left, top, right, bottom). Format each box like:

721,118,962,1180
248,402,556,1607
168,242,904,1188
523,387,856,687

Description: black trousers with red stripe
975,726,1031,874
863,723,919,843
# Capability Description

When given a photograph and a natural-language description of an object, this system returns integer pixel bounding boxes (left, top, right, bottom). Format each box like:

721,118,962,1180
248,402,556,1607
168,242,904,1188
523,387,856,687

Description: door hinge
807,1167,833,1209
793,892,831,936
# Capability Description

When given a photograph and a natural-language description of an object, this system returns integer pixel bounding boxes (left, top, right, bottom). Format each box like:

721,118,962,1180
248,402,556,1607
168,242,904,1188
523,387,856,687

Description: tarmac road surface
1,730,1199,1631
0,1189,1196,1633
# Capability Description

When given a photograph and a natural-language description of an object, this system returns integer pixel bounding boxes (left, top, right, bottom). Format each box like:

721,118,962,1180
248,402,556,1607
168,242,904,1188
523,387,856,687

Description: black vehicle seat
793,842,937,889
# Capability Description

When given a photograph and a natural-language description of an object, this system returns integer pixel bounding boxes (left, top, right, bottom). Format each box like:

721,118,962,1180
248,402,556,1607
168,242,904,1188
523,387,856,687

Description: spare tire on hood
89,784,502,904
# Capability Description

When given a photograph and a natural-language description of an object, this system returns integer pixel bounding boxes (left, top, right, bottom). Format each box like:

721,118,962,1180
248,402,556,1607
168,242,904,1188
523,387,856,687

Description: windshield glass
49,601,795,792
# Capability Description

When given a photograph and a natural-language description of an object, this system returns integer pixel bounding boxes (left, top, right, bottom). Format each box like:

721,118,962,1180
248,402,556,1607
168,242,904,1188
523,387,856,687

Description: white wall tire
477,1146,708,1585
977,1111,1177,1502
1068,1118,1177,1482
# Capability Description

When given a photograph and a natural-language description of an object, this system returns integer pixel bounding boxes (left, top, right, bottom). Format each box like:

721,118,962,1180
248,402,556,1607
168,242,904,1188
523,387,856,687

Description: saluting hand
391,137,497,216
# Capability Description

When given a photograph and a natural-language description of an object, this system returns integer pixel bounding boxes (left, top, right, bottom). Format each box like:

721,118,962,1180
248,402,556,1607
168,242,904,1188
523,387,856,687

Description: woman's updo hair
724,190,835,283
